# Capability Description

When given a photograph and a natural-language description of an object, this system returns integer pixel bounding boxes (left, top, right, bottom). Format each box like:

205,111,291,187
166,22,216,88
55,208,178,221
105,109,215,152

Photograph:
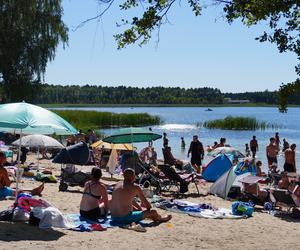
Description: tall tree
80,0,299,110
0,0,68,102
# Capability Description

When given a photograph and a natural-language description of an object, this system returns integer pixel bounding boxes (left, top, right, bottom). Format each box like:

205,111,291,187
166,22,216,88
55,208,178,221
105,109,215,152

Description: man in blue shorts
110,168,171,225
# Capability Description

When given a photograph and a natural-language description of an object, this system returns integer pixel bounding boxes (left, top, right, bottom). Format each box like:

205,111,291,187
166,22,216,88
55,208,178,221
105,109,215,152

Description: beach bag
142,181,154,198
232,201,253,217
0,208,14,221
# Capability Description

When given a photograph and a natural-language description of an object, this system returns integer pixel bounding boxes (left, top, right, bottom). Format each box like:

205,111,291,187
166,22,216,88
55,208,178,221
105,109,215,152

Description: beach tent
210,166,237,199
53,141,90,165
202,154,232,182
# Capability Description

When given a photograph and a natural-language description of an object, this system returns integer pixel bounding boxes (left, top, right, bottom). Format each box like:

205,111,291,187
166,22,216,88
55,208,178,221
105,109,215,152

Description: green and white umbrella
0,102,77,135
102,127,162,144
0,102,77,197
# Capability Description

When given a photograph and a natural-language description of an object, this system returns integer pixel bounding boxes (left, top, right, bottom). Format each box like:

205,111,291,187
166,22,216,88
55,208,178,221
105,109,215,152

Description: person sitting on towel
110,168,172,225
80,167,109,220
0,152,44,199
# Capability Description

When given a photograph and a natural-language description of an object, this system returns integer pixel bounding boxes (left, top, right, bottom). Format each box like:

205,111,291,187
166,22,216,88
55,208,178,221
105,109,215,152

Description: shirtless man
0,152,44,198
266,137,278,168
284,144,296,173
110,168,171,225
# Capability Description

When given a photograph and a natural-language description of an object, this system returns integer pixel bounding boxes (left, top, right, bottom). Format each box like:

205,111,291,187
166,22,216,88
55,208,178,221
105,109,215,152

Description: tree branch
72,0,115,31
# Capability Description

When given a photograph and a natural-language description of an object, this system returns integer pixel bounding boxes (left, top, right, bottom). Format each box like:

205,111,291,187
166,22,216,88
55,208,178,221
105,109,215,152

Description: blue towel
65,214,115,232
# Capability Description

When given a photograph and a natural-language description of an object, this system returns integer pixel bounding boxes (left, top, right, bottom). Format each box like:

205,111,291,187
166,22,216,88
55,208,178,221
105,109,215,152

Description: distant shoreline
41,103,300,108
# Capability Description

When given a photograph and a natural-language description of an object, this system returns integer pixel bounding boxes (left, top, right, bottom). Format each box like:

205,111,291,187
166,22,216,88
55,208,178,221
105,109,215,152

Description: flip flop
126,223,147,233
90,223,106,231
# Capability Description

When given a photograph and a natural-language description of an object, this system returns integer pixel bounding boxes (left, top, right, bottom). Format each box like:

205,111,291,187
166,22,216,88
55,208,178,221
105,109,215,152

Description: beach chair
158,164,200,194
239,175,269,205
269,188,298,212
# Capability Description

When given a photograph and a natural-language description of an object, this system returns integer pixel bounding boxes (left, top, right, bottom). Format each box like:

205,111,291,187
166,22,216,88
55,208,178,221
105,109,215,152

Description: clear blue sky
45,0,298,93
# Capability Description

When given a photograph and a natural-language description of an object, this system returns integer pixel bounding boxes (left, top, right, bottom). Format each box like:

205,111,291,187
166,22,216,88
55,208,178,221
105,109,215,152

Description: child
245,143,251,157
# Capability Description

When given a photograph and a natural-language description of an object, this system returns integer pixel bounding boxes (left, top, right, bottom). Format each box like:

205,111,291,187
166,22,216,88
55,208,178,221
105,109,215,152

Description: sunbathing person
0,152,44,199
255,161,267,177
80,167,109,220
163,146,183,170
278,172,290,189
110,168,171,225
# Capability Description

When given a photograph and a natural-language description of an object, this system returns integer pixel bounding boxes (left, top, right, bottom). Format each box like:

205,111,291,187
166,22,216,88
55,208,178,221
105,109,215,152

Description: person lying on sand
80,167,109,221
110,168,171,225
0,152,44,199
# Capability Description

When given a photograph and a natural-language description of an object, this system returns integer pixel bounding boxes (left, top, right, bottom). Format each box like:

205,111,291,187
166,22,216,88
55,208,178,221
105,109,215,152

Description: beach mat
188,208,245,219
64,214,153,231
155,199,244,219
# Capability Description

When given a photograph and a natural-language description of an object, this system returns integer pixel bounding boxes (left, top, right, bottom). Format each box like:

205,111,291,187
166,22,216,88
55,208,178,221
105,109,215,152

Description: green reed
53,110,161,132
203,116,280,130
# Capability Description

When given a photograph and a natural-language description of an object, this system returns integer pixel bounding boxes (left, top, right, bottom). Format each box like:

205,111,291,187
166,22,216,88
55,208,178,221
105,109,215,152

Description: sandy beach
0,154,299,250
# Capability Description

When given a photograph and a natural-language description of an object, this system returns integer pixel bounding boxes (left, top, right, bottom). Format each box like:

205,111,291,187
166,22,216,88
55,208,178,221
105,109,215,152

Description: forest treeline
26,84,300,105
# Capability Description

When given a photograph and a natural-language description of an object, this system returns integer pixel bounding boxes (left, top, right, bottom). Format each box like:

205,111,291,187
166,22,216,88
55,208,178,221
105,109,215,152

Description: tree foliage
22,84,300,106
35,84,224,104
0,0,68,102
88,0,300,110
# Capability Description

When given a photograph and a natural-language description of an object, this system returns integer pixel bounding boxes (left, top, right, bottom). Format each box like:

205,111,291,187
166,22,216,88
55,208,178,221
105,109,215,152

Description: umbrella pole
15,130,23,201
37,146,40,171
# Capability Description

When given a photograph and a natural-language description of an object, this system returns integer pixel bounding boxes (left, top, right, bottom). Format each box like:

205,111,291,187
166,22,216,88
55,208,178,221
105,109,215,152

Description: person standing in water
163,132,169,149
284,144,297,173
250,136,258,159
275,132,281,152
188,135,204,173
181,137,186,149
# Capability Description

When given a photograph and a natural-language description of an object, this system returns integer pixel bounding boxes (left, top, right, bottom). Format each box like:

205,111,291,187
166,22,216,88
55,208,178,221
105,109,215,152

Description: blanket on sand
155,199,245,219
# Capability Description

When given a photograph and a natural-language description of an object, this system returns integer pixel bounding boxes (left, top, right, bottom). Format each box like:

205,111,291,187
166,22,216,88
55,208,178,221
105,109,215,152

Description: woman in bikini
79,167,109,220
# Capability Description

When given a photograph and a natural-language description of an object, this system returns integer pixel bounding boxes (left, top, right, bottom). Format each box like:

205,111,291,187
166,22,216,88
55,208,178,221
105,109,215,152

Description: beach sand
0,154,299,250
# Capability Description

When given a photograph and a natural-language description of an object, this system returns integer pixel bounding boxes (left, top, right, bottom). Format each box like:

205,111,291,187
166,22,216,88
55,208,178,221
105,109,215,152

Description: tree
82,0,299,110
0,0,68,102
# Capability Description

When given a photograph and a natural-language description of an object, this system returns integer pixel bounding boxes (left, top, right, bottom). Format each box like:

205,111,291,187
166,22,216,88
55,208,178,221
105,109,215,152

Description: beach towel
107,148,118,175
64,214,115,232
155,199,245,219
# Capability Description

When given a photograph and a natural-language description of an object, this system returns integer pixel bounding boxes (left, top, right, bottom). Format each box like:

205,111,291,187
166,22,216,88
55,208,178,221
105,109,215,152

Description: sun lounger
158,164,200,194
239,175,269,205
269,188,298,212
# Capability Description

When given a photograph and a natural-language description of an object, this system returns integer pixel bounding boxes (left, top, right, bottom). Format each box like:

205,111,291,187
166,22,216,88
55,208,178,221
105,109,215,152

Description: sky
44,0,299,93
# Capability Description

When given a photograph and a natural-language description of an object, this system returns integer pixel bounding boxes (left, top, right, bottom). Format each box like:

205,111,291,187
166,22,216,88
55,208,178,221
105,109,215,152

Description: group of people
165,131,298,175
80,167,171,224
265,134,297,173
66,129,97,146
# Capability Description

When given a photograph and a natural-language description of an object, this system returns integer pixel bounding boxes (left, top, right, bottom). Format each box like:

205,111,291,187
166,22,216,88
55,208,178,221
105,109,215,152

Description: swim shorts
283,163,295,173
0,187,13,198
80,207,106,221
267,156,277,165
111,211,144,225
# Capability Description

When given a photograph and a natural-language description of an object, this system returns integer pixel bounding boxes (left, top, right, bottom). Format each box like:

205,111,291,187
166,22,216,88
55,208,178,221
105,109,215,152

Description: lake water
52,107,300,172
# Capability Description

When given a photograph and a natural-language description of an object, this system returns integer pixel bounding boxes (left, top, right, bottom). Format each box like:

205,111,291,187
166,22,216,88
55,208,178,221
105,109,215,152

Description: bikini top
83,182,101,200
